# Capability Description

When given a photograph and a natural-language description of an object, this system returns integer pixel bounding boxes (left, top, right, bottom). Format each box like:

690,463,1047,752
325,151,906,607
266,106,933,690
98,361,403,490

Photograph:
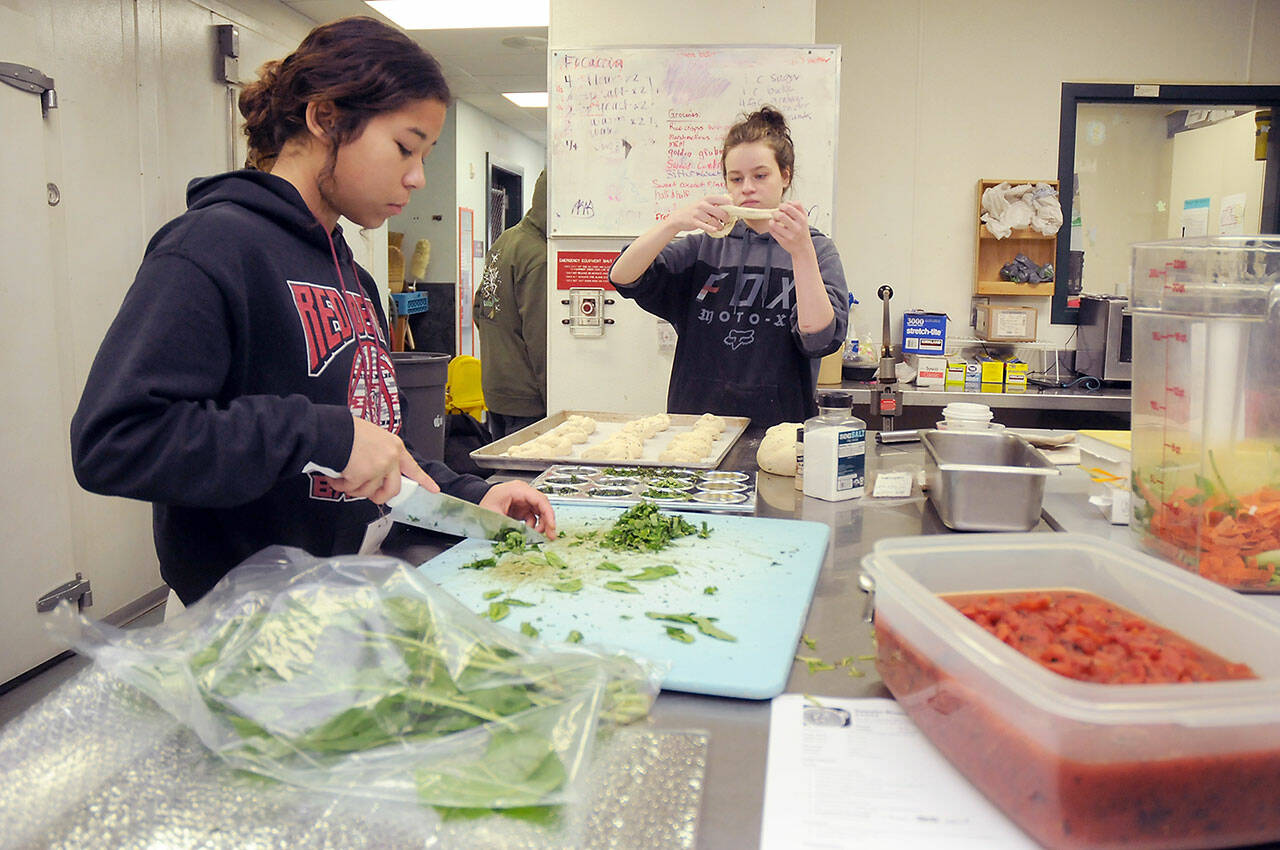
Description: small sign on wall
556,250,620,290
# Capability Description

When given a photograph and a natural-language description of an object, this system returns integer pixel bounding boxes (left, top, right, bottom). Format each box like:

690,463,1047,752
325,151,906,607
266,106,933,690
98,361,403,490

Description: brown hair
721,105,795,189
238,16,451,171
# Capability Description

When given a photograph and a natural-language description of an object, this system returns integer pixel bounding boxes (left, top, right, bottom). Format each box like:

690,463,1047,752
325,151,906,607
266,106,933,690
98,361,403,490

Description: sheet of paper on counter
759,694,1037,850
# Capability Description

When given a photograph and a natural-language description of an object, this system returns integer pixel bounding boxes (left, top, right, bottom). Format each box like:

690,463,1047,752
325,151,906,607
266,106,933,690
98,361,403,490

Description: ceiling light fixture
503,91,548,108
365,0,549,29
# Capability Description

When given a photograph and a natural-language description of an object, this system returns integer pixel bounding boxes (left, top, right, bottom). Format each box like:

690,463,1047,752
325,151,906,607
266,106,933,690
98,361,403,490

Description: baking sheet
417,504,830,699
471,409,750,471
530,464,757,513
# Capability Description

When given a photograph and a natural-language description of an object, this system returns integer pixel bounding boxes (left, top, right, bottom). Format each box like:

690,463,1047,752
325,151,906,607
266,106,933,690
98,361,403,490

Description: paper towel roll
410,238,431,280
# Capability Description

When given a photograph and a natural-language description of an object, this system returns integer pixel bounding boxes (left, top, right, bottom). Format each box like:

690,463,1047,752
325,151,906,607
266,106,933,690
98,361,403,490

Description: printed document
759,694,1037,849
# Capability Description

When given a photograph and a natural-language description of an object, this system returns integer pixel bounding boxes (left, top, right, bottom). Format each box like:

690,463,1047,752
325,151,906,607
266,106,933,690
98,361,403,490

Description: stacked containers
1128,237,1280,591
940,401,995,431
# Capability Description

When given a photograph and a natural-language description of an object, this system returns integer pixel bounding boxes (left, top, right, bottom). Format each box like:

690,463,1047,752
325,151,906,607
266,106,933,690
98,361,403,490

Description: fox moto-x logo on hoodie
288,279,400,433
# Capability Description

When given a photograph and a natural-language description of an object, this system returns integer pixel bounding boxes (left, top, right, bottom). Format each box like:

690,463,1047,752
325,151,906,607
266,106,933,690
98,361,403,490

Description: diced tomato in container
864,533,1280,850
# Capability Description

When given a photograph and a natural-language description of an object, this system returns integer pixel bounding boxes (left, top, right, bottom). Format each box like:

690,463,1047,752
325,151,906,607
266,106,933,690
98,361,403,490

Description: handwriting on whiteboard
551,47,839,236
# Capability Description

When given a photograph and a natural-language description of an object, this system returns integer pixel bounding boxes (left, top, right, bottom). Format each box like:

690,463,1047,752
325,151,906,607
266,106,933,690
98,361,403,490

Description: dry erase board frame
548,45,840,238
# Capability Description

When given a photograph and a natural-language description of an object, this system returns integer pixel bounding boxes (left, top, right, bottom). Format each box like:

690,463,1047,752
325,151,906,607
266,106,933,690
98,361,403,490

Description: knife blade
385,477,548,543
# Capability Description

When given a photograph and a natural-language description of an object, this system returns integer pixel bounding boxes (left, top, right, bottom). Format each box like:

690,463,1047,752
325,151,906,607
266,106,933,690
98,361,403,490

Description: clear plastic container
1128,237,1280,591
863,532,1280,850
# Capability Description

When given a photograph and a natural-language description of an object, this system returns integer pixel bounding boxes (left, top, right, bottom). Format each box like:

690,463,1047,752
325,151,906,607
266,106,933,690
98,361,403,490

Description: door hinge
36,573,93,613
0,62,57,112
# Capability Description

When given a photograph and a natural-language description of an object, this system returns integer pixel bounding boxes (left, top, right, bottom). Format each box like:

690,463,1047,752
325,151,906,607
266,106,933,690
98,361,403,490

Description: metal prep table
839,381,1132,431
386,426,1280,849
387,428,1034,848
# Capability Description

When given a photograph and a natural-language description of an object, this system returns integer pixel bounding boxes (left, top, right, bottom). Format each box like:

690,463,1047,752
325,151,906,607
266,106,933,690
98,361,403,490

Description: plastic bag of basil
50,547,663,811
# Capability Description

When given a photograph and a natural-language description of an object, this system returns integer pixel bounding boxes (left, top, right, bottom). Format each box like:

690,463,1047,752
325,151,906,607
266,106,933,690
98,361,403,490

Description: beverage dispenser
1129,237,1280,591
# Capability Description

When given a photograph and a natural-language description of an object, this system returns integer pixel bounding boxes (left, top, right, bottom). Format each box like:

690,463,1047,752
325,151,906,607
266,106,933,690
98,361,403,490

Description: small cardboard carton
978,356,1005,384
945,362,967,384
1004,359,1029,389
902,311,948,354
975,304,1037,342
914,354,947,387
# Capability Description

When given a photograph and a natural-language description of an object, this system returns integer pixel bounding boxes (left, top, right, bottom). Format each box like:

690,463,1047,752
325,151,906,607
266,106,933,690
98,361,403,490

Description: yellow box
980,381,1005,394
978,357,1005,383
1004,359,1028,389
945,362,966,384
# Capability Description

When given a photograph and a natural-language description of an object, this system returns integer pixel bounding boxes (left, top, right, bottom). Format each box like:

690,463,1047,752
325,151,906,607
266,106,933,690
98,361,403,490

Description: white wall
388,109,458,283
0,0,310,644
1167,110,1268,238
1074,104,1173,295
818,0,1280,349
547,0,817,414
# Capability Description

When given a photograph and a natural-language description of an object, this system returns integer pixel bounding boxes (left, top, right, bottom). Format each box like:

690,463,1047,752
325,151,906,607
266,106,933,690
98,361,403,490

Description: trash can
391,352,449,462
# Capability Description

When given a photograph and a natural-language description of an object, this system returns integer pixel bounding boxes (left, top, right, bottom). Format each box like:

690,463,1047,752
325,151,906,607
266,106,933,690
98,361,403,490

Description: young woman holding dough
609,106,849,427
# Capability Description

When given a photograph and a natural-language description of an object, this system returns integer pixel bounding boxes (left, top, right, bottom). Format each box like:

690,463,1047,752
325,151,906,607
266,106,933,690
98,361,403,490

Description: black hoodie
71,170,490,603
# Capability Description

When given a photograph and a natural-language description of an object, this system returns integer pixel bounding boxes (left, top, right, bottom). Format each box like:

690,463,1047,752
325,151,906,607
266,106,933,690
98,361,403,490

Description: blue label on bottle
835,428,866,491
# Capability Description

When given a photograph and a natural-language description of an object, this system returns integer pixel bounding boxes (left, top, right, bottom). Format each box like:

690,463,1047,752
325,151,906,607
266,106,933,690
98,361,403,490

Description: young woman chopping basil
608,106,850,427
70,17,554,605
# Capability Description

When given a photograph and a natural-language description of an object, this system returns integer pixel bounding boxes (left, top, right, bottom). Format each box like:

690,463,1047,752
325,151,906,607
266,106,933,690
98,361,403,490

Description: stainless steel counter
387,431,1279,849
389,430,1028,848
839,381,1131,411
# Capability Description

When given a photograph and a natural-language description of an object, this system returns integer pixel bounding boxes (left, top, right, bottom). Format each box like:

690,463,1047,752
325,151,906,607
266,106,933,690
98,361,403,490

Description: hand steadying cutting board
417,504,830,699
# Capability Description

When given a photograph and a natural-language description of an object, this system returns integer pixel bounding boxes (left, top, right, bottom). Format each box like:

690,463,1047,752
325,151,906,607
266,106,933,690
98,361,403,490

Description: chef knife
385,476,548,543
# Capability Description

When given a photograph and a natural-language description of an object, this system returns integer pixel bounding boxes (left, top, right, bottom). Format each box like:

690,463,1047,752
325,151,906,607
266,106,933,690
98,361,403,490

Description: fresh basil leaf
664,626,694,643
627,565,677,581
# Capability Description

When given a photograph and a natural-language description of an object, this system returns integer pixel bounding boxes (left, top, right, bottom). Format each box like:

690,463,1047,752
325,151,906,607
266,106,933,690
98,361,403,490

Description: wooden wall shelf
974,179,1059,296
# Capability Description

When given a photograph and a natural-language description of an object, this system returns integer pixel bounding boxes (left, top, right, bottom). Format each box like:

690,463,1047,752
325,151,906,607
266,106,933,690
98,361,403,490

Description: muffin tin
530,465,756,513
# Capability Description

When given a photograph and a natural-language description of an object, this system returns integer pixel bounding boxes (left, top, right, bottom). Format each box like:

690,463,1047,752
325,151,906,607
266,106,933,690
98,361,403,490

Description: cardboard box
902,311,948,354
963,361,982,382
945,362,967,384
978,356,1005,384
914,355,947,387
1004,359,1029,389
980,381,1005,394
975,304,1037,342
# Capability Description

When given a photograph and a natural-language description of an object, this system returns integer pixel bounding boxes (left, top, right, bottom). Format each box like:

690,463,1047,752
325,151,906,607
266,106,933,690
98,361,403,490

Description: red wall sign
556,250,620,290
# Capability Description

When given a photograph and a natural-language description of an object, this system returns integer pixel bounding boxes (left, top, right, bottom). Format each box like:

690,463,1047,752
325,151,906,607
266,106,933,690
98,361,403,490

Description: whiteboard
549,45,840,237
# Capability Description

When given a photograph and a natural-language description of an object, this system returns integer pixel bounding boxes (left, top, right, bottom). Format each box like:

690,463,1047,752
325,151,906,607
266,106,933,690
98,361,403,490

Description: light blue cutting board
416,505,830,699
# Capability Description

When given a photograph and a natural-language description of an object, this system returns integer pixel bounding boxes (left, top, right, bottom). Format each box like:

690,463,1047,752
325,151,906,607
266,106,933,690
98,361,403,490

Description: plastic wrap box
902,311,948,354
864,533,1280,850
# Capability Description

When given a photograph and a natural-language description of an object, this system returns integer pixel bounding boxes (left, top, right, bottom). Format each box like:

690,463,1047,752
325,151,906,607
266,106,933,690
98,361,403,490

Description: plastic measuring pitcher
1128,237,1280,592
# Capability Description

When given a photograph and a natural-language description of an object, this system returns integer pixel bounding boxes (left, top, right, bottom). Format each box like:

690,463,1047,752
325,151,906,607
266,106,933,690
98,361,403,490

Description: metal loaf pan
921,430,1059,532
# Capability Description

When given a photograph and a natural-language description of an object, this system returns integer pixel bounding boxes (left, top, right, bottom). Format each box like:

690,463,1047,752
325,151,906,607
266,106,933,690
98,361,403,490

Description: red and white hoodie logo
289,279,401,502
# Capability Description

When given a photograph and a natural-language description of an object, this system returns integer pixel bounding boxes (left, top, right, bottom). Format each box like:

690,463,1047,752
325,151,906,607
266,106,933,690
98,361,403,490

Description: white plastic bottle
794,426,805,491
802,391,866,501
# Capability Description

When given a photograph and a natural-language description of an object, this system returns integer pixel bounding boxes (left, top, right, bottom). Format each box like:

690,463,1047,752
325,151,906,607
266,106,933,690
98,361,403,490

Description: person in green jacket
474,169,548,439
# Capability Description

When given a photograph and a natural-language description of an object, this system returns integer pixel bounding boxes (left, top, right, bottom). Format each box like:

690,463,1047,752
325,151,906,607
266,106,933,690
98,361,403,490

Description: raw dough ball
659,447,703,464
669,431,713,456
697,413,727,434
757,422,802,475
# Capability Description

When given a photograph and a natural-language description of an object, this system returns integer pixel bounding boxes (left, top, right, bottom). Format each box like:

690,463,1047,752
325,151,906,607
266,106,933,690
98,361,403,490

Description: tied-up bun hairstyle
721,105,796,191
239,16,452,171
